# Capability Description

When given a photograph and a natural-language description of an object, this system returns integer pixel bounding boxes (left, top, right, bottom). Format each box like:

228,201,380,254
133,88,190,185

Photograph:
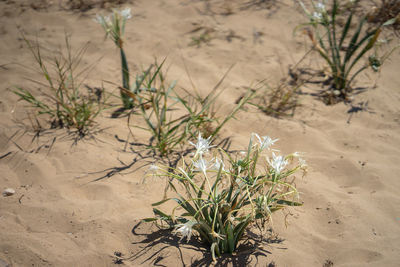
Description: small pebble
2,188,15,197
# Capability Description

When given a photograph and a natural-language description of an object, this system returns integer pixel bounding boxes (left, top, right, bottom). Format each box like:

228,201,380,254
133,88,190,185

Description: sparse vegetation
297,0,397,104
13,35,105,136
129,61,253,156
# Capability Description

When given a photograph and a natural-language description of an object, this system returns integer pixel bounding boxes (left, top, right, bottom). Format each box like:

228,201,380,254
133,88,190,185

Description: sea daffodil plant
95,8,134,108
144,133,306,260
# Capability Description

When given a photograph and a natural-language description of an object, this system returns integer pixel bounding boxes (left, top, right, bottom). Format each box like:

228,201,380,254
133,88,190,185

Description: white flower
313,11,322,20
173,221,196,242
312,1,325,21
290,152,307,168
94,14,103,24
189,133,214,156
119,8,132,19
94,13,111,24
104,15,112,24
299,158,307,168
148,164,159,172
193,157,210,175
211,157,225,172
94,14,112,33
315,2,325,12
267,152,289,174
252,133,278,151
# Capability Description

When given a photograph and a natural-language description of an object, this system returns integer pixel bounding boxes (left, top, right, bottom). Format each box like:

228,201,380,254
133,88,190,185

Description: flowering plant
144,133,306,259
95,8,134,108
297,0,395,104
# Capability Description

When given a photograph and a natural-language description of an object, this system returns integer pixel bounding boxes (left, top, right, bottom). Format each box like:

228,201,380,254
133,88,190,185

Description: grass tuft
129,61,253,156
13,34,105,137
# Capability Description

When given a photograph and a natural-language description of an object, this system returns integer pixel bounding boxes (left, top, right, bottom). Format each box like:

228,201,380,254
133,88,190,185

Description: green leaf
142,217,158,222
152,198,172,206
276,199,303,206
344,18,366,63
225,222,235,253
233,215,252,244
152,208,171,220
211,242,218,261
383,18,397,26
339,12,353,50
345,28,381,80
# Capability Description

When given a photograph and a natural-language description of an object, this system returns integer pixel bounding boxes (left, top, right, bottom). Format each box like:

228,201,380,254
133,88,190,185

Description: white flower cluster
252,132,288,174
94,8,132,32
252,133,278,151
267,152,289,174
119,8,132,19
313,1,326,21
252,133,306,175
190,133,225,174
189,133,214,157
173,220,197,242
298,0,326,22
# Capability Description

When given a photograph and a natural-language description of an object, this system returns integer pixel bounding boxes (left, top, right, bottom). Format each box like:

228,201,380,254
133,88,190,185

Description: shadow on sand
118,220,281,266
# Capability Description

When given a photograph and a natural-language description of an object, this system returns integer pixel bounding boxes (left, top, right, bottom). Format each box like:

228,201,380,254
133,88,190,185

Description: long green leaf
345,28,381,80
153,208,171,220
344,18,366,64
276,199,303,206
152,198,172,206
339,12,353,50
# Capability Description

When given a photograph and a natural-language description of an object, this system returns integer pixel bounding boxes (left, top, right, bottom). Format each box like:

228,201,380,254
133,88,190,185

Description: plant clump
95,8,135,109
13,35,105,137
297,0,396,104
127,60,253,156
144,133,306,260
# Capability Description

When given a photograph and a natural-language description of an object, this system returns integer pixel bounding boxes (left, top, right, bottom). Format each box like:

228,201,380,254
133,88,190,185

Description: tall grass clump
144,133,306,259
130,60,185,156
95,8,134,108
13,35,104,136
130,61,253,156
297,0,396,104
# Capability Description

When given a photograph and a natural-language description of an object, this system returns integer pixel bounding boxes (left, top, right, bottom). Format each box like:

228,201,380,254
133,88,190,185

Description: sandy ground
0,0,400,266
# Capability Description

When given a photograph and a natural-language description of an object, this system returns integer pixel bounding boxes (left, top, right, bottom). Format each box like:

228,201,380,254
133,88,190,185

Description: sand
0,0,399,266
